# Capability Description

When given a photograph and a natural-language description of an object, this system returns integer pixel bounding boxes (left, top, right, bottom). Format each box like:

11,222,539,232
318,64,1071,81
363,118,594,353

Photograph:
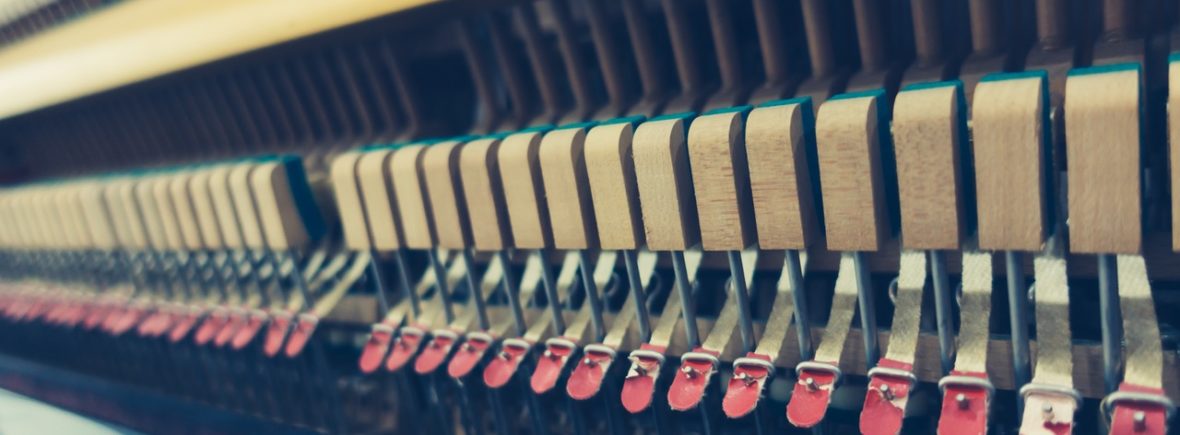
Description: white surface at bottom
0,388,140,435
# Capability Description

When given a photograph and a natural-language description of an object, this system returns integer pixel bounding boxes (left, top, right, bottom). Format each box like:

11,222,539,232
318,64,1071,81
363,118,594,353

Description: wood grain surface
584,121,644,250
459,137,513,251
389,144,436,249
539,126,598,250
1064,66,1142,254
746,101,817,250
815,93,890,252
330,151,372,251
356,148,402,252
632,116,700,251
972,74,1047,252
687,110,754,251
421,140,471,250
892,84,964,250
498,131,552,249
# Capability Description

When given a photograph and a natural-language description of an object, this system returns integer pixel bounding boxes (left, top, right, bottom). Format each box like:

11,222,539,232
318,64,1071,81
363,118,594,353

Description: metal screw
681,365,696,378
1041,402,1053,418
804,377,817,391
583,357,595,366
498,350,511,360
879,383,893,400
956,393,968,409
1133,411,1147,431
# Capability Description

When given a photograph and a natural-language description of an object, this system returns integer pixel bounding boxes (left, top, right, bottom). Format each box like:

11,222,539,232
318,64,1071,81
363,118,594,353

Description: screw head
804,377,817,391
956,393,968,409
879,383,893,400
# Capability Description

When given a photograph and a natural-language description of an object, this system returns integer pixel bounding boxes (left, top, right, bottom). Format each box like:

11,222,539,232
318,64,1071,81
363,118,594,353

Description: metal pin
1006,250,1032,406
496,251,527,336
1097,254,1121,393
681,365,696,378
956,393,968,409
853,251,879,368
785,250,813,360
577,251,606,341
1041,402,1053,417
727,250,756,353
537,250,566,333
462,249,490,330
671,251,700,347
879,383,893,400
622,250,653,342
1133,411,1146,431
804,377,817,391
930,250,954,375
427,249,454,323
390,249,420,317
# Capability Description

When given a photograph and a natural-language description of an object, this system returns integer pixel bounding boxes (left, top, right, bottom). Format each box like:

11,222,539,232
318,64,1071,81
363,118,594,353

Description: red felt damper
620,344,666,414
448,332,494,379
566,345,617,400
231,311,269,350
482,339,532,389
109,307,146,337
531,338,577,394
936,371,990,435
860,359,915,435
214,311,246,347
262,312,292,356
100,306,126,333
1108,383,1170,435
722,353,775,418
384,326,427,373
358,323,395,374
139,310,166,337
44,303,65,325
786,362,840,428
193,310,228,346
82,303,111,330
152,310,178,337
168,309,203,343
284,314,320,358
61,303,88,327
667,348,720,411
414,330,460,375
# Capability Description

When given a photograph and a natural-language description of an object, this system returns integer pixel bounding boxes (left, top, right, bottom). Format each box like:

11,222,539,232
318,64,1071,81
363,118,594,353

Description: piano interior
0,0,1177,434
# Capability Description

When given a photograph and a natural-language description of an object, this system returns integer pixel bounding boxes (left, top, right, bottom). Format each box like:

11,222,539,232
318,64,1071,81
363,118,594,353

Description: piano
0,0,1176,434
